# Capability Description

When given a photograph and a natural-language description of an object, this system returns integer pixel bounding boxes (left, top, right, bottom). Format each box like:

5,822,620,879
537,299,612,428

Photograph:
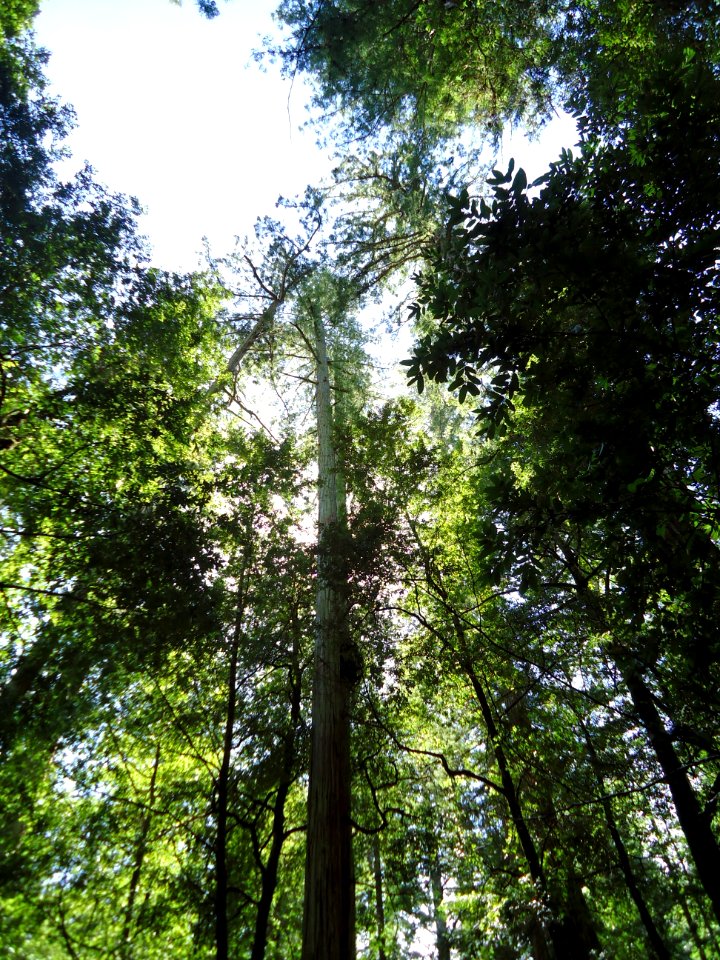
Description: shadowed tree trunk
215,540,252,960
250,618,303,960
120,742,161,956
371,835,387,960
672,876,710,960
214,620,240,960
560,542,720,926
621,658,720,926
580,721,672,960
417,549,600,960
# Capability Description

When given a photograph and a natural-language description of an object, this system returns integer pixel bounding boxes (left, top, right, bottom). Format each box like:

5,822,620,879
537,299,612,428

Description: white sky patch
35,0,330,273
499,110,579,181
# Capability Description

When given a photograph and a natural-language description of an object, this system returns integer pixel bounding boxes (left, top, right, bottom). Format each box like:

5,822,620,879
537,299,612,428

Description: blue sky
34,0,576,275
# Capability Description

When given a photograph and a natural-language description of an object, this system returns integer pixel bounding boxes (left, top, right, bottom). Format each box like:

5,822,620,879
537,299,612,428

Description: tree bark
560,542,720,926
620,659,720,925
418,556,590,960
214,624,239,960
301,312,355,960
581,723,672,960
371,836,387,960
673,876,710,960
250,625,303,960
463,661,589,959
120,742,161,956
215,554,251,960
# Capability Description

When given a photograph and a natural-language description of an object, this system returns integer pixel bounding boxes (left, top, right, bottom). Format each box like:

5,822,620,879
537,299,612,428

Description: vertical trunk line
421,552,547,889
302,312,355,960
121,742,161,954
560,543,720,925
462,652,546,889
621,661,720,925
214,623,239,960
671,872,711,960
371,836,387,960
250,615,303,960
216,541,252,960
429,846,451,960
580,723,671,960
418,542,602,959
415,547,559,957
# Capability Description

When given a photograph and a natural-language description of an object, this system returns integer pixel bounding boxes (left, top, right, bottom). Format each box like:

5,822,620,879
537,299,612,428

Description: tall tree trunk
620,659,720,925
215,552,251,960
465,661,590,959
371,836,387,960
670,871,710,960
302,312,355,960
580,722,672,960
250,623,303,960
418,554,590,960
214,624,239,960
560,542,720,925
550,870,602,960
672,849,720,955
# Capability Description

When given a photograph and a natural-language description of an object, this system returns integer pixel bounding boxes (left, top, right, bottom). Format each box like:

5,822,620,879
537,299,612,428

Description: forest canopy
2,2,720,959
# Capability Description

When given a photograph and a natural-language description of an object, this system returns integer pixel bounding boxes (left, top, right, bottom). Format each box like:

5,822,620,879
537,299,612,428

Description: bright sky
34,0,577,275
34,0,327,272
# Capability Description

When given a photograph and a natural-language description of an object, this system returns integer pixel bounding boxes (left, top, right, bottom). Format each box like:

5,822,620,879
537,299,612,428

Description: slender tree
301,275,362,960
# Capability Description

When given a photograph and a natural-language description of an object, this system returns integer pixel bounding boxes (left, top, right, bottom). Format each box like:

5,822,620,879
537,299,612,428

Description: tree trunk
549,871,602,960
301,312,355,960
462,657,588,960
371,836,387,960
215,554,251,960
560,542,720,926
250,625,303,960
214,622,239,960
419,558,586,960
673,878,710,960
429,846,451,960
581,723,672,960
620,659,720,926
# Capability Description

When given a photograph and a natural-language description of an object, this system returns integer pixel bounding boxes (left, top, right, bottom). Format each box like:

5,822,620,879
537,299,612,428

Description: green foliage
0,38,231,945
0,0,38,39
272,0,720,149
272,0,557,141
409,46,720,650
